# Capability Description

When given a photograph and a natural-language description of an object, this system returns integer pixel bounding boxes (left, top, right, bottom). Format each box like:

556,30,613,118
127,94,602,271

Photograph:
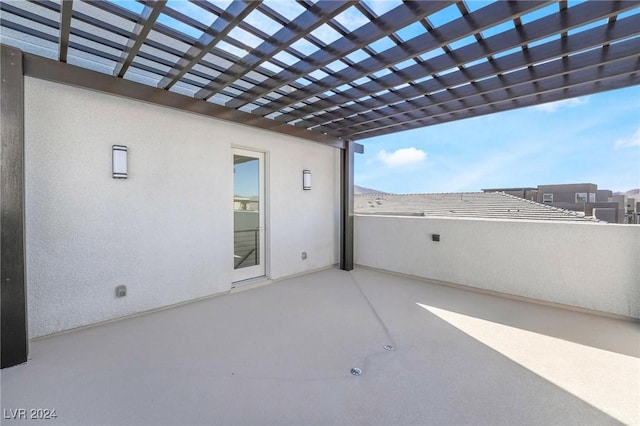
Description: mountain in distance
354,185,386,195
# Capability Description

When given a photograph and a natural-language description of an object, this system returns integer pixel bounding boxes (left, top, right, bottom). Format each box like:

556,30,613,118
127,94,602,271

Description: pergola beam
0,0,638,142
0,16,230,91
333,40,640,136
113,0,166,78
254,0,549,117
320,17,640,133
225,1,452,109
0,3,302,108
289,0,638,129
195,1,357,100
21,52,342,147
348,70,640,140
58,0,72,62
76,0,287,100
157,0,260,90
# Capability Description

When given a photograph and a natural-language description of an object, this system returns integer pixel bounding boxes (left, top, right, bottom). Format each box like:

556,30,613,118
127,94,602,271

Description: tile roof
355,191,598,222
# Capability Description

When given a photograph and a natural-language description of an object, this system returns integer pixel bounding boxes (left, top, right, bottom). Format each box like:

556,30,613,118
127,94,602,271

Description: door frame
232,147,268,284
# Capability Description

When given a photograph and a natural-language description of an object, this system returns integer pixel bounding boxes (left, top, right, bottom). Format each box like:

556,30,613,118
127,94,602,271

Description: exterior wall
624,198,638,224
585,202,620,222
537,183,597,211
596,189,613,202
610,194,639,224
612,194,626,207
355,215,640,319
24,78,340,337
593,208,617,223
524,189,538,201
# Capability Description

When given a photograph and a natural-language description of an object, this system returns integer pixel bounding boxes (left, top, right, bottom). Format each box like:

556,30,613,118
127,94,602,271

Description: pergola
1,0,639,369
1,0,639,144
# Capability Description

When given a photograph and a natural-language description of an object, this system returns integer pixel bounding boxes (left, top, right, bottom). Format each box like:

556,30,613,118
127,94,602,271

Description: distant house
536,183,600,209
483,183,638,224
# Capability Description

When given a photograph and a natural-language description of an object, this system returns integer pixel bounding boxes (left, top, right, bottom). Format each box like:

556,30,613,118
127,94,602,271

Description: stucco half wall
355,215,640,319
24,77,341,338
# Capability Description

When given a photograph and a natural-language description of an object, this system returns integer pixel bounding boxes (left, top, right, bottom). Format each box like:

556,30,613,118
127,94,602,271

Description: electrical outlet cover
115,285,127,297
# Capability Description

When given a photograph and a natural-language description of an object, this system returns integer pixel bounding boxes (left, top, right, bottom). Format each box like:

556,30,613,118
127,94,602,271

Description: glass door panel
233,149,265,282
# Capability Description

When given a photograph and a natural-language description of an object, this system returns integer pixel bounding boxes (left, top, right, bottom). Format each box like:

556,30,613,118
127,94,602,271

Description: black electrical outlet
432,234,440,242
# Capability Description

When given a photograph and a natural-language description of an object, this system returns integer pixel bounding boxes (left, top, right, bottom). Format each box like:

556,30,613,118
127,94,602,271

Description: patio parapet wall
354,215,640,319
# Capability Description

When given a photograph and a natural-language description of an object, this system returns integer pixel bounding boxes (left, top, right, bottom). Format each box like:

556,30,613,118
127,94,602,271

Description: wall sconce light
112,145,127,178
303,170,311,190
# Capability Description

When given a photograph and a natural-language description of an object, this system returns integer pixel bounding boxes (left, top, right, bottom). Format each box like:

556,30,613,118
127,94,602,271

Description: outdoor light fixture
303,170,311,190
112,145,127,178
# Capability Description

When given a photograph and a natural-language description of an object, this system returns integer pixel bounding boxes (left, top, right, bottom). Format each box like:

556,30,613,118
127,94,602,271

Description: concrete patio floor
2,267,639,425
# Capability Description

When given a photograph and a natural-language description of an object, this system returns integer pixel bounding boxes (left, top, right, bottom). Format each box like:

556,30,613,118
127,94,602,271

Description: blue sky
355,87,640,193
234,158,259,198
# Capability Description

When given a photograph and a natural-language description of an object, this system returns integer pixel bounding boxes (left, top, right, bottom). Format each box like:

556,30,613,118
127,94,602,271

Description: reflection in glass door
233,149,265,282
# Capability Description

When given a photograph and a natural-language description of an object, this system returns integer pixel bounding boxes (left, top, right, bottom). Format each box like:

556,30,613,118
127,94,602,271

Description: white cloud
377,147,427,167
615,128,640,149
532,97,589,113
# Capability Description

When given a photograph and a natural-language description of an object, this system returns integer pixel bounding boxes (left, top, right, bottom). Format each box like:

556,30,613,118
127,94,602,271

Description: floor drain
383,345,395,351
350,368,362,376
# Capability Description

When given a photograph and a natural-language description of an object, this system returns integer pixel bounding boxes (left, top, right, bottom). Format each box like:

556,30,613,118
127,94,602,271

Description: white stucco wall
355,215,640,319
24,78,340,337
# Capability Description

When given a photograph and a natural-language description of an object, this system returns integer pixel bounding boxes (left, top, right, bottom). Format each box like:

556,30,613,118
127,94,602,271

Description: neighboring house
611,193,640,224
597,189,613,202
483,184,639,224
536,183,599,210
355,192,597,222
